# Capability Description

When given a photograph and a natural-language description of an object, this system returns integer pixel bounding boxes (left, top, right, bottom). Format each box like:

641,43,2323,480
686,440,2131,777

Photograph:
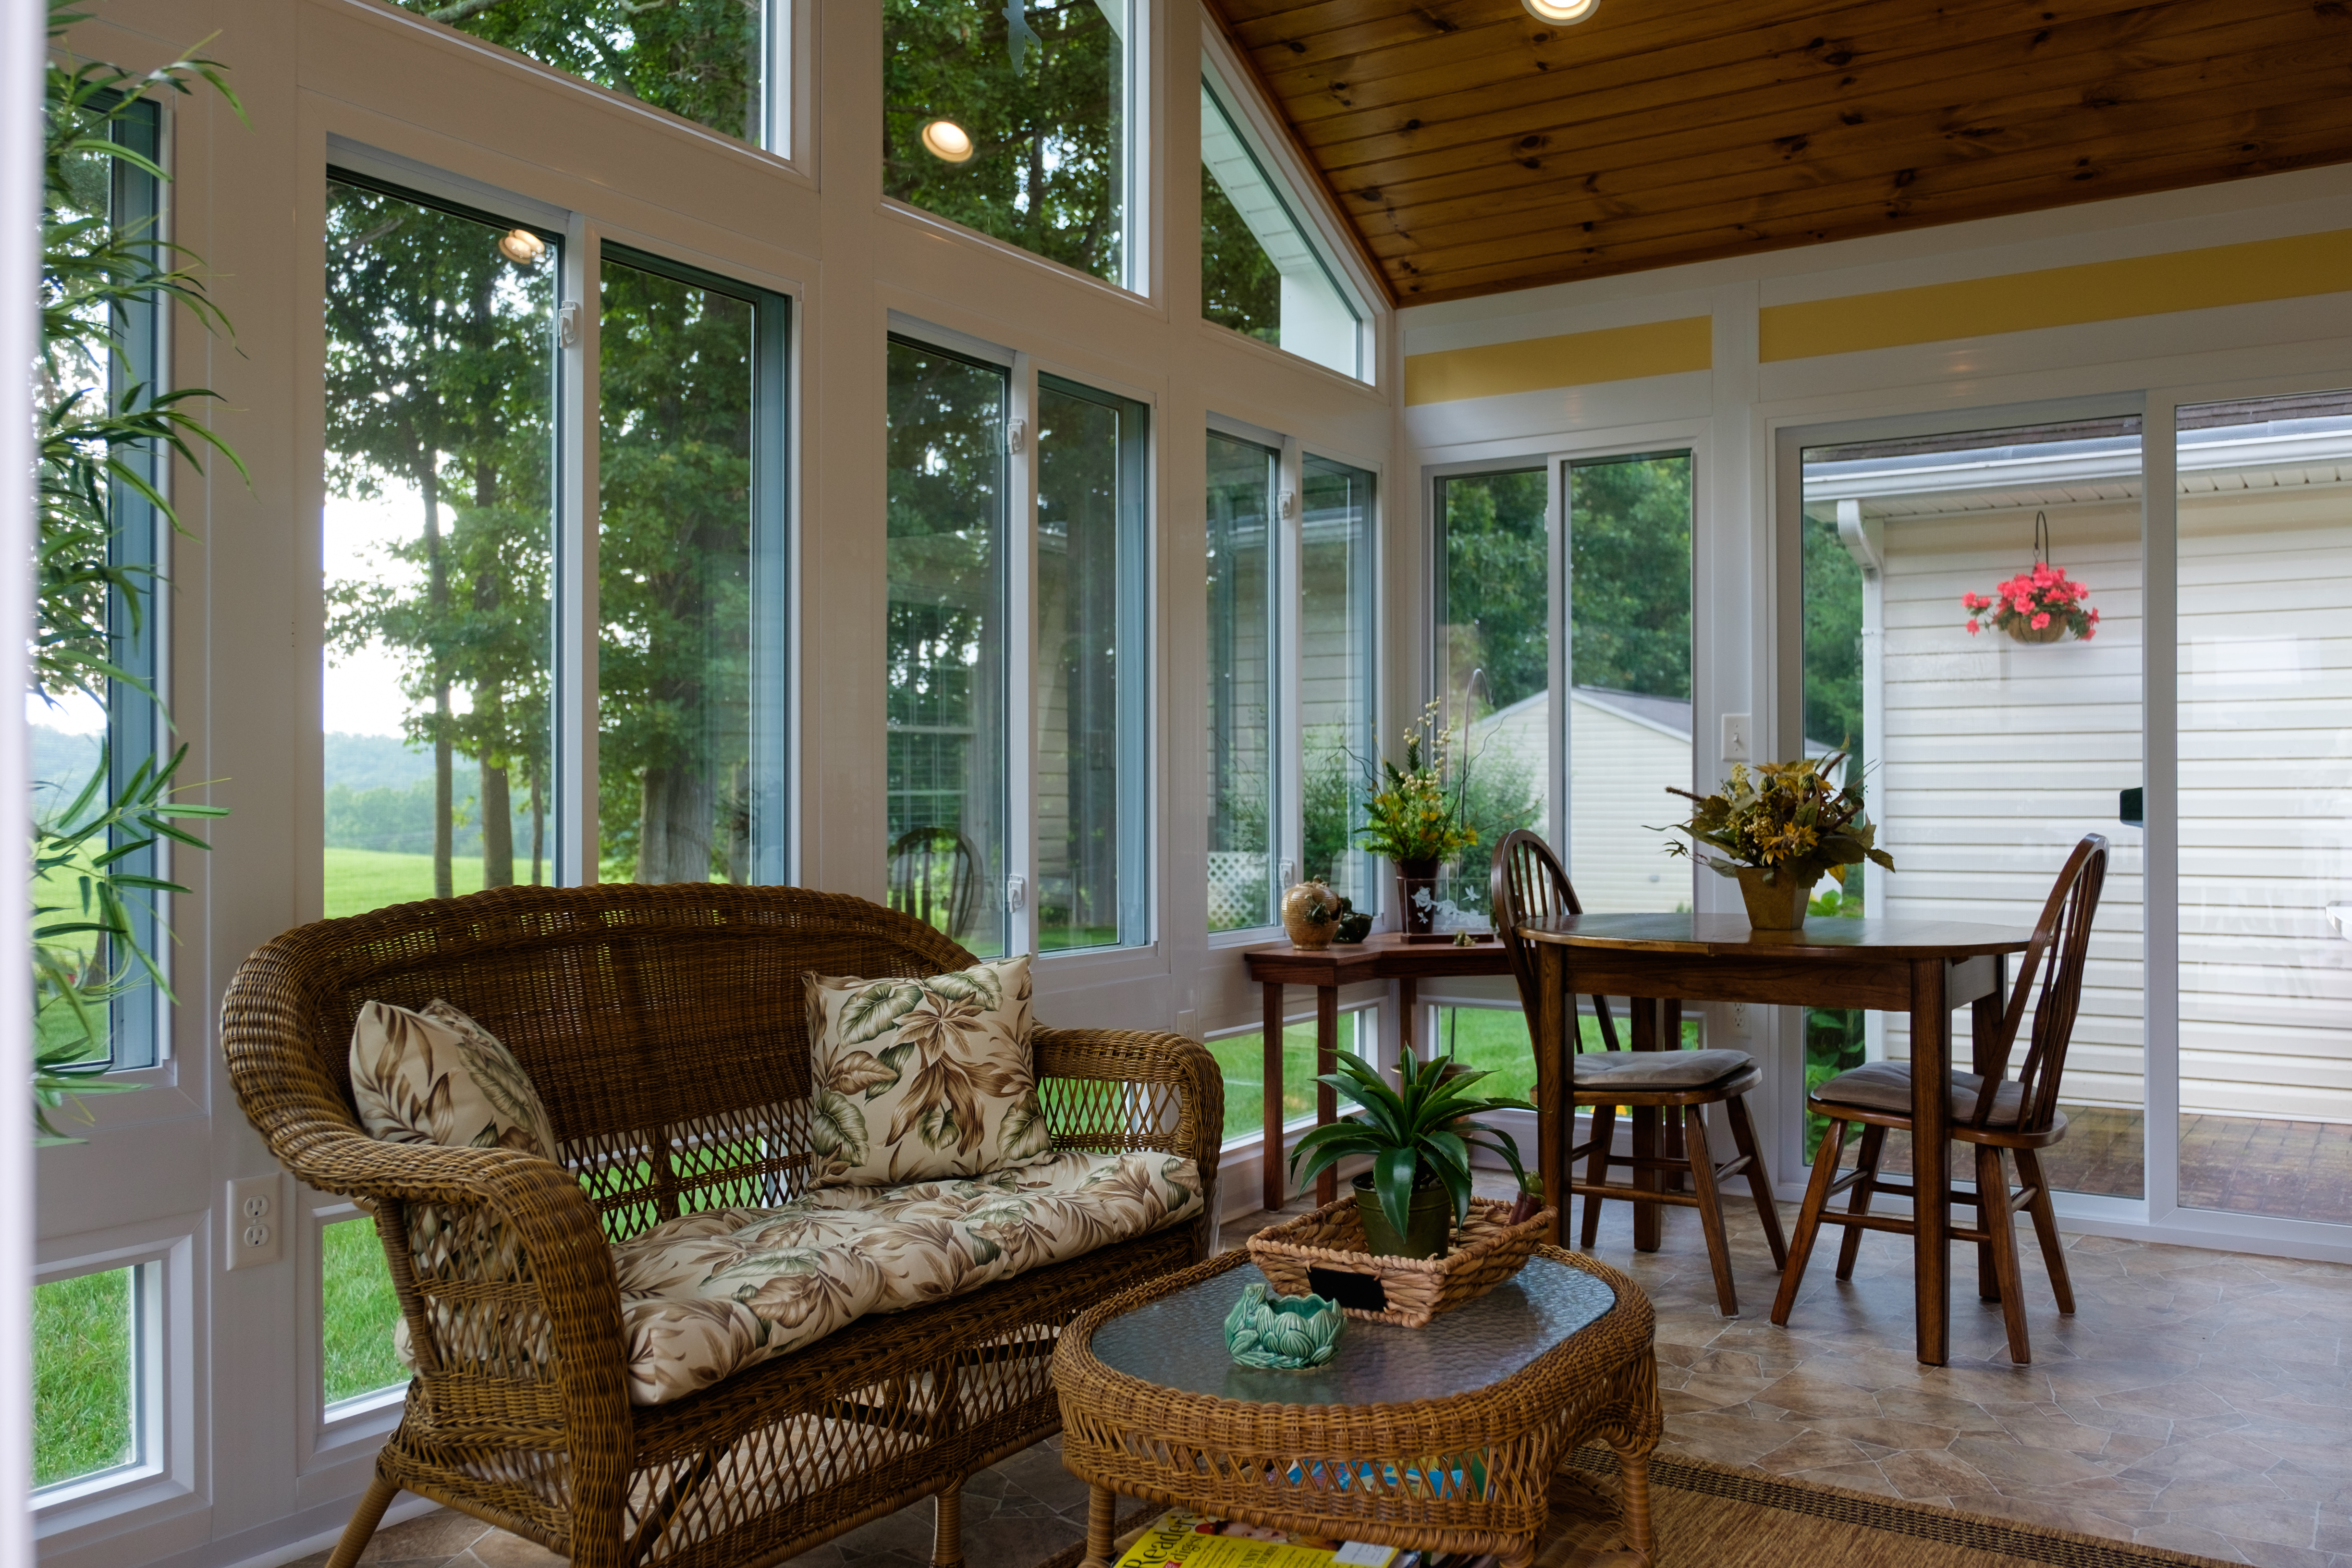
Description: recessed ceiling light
1522,0,1597,22
920,119,976,163
497,228,546,265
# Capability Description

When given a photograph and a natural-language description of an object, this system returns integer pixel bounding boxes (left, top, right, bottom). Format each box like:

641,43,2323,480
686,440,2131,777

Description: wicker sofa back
222,883,1221,1568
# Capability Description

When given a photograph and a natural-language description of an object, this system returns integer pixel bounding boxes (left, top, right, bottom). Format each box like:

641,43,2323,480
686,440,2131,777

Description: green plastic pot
1352,1172,1452,1260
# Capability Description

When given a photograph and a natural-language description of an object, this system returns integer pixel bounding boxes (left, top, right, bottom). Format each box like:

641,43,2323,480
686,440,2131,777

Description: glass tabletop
1087,1256,1616,1408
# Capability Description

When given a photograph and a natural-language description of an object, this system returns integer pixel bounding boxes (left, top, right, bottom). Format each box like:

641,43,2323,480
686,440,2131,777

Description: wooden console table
1240,933,1512,1212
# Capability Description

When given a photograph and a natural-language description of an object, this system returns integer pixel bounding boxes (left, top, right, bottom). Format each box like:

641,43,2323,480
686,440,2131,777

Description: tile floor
302,1180,2352,1568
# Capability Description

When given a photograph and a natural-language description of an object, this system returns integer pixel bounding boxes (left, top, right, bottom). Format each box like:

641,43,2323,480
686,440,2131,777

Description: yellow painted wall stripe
1403,316,1711,406
1759,228,2352,363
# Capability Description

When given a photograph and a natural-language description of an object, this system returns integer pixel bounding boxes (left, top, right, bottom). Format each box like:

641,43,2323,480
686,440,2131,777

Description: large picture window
322,174,559,919
597,246,790,885
883,0,1133,288
1036,376,1149,952
386,0,790,152
34,94,164,1073
1205,431,1277,932
886,337,1011,957
1299,455,1375,912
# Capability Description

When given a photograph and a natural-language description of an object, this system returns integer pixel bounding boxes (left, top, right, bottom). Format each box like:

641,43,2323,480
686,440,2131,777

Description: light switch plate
1721,712,1752,762
227,1174,282,1270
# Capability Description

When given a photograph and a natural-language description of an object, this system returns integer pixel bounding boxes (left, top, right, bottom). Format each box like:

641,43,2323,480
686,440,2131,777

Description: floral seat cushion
610,1149,1202,1405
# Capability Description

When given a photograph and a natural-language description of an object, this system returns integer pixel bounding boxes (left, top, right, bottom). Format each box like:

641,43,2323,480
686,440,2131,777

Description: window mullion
1010,354,1039,954
1275,437,1304,897
558,219,600,886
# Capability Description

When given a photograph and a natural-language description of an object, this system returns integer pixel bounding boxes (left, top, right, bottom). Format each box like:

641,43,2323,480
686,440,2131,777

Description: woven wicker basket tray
1248,1195,1557,1327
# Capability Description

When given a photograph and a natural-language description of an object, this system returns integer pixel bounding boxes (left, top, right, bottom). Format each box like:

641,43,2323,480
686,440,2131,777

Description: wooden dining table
1517,912,2034,1367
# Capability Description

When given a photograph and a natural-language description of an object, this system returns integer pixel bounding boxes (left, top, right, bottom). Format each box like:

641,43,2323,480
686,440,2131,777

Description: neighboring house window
1205,430,1277,932
886,336,1012,958
1200,78,1363,380
598,246,791,885
385,0,793,153
884,0,1136,289
322,174,560,919
1036,375,1150,952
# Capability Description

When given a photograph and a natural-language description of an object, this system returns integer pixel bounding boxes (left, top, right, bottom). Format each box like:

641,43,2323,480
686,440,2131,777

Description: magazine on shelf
1112,1508,1400,1567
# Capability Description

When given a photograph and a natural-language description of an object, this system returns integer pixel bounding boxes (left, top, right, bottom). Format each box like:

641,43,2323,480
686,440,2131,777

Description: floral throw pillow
349,998,560,1160
803,956,1053,1187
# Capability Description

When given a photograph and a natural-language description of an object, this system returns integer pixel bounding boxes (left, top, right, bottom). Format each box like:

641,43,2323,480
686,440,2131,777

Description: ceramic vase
1396,858,1442,935
1281,881,1341,949
1223,1281,1344,1370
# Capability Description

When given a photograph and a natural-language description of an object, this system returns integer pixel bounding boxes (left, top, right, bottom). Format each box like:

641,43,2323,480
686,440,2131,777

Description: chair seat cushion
1812,1060,2028,1127
607,1149,1202,1406
1573,1047,1752,1090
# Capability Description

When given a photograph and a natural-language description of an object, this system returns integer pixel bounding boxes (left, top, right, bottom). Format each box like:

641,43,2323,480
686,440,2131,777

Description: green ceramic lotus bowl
1223,1280,1344,1371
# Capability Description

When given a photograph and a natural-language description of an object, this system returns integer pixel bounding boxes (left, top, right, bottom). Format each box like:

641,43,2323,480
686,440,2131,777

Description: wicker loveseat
221,884,1221,1568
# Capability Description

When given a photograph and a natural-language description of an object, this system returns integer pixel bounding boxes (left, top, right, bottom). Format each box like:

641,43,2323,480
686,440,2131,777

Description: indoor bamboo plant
1660,753,1894,931
1287,1053,1535,1259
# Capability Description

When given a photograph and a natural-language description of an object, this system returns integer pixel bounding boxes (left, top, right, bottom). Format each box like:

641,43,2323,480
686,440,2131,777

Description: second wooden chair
1770,834,2109,1363
1492,829,1788,1316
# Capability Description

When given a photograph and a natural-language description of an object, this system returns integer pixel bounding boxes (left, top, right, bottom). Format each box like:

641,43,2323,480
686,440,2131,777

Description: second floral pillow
803,955,1051,1188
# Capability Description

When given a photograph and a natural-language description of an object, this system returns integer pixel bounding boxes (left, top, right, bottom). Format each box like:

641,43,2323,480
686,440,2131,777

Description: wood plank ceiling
1210,0,2352,305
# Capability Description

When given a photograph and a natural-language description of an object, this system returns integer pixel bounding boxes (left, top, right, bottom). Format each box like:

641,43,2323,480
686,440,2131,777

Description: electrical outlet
227,1175,282,1270
1729,1003,1752,1035
1721,713,1752,762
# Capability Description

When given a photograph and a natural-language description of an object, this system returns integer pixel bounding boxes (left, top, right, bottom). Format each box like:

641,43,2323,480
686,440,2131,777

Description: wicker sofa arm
1031,1026,1224,1177
291,1133,631,1431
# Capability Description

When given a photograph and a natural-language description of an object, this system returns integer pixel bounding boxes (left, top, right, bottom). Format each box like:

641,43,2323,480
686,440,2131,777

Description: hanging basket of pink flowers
1961,511,2099,645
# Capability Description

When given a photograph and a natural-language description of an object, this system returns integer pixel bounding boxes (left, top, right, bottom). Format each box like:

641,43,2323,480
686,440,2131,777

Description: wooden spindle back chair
1771,833,2110,1362
1490,830,1787,1316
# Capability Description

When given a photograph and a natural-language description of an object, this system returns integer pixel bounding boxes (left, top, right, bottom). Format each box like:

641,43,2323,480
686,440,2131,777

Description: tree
883,0,1122,280
388,0,760,141
596,261,755,883
1202,167,1279,343
1803,511,1865,759
1439,470,1547,713
323,184,554,895
1569,455,1691,699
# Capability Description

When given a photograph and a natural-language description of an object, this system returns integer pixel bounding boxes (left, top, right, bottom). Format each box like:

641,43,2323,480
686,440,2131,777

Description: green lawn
322,1217,406,1405
33,1268,134,1488
1209,1019,1364,1146
1432,1005,1704,1107
324,847,489,919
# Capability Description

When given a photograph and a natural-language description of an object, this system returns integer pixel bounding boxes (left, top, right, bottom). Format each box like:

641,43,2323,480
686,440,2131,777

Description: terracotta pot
1396,858,1442,934
1281,881,1341,950
1735,866,1813,930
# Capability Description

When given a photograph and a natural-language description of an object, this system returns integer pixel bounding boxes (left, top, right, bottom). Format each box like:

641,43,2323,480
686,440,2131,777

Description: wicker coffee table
1052,1245,1661,1568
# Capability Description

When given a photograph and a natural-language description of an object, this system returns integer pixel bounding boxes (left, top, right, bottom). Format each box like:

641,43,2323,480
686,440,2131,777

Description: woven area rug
1036,1450,2242,1568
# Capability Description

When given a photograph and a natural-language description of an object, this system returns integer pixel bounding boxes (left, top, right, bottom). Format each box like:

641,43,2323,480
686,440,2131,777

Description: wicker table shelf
1052,1246,1662,1568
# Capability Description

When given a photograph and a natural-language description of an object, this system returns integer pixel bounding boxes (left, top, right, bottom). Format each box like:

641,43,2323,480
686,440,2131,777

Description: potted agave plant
1287,1054,1535,1259
1661,753,1895,930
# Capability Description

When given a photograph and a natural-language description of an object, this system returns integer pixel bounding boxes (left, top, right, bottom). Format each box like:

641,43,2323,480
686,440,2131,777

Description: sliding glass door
1797,418,2147,1191
2173,389,2352,1225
